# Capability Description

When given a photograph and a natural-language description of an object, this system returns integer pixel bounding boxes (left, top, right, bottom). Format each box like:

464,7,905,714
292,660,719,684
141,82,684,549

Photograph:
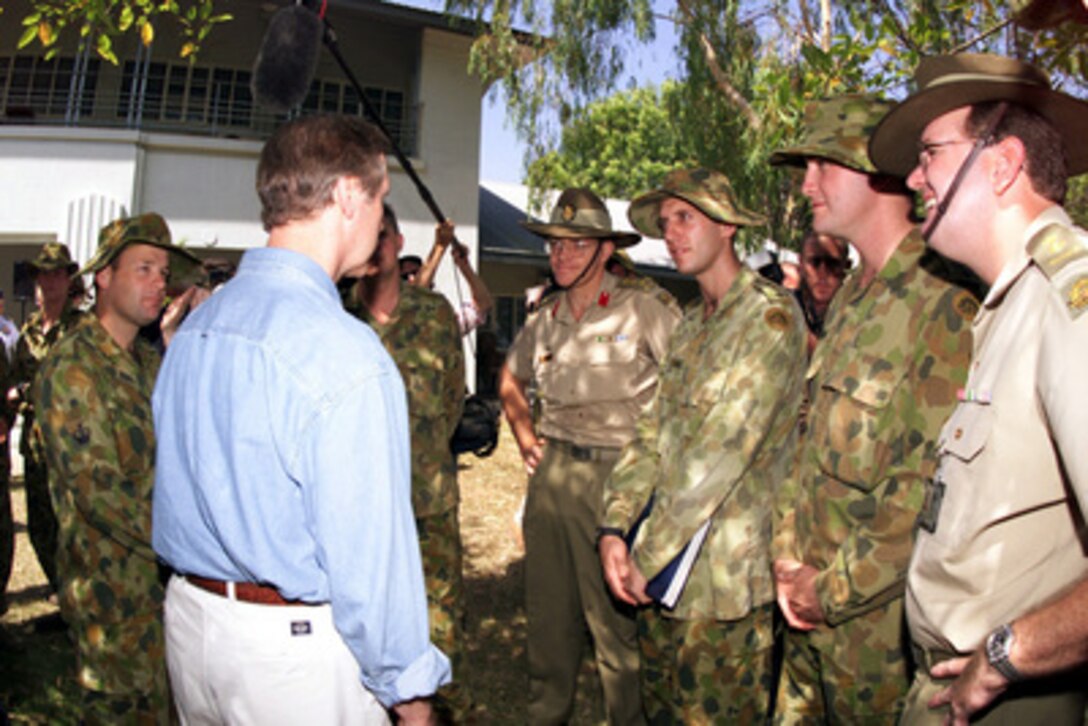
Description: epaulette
1027,222,1088,319
616,274,659,293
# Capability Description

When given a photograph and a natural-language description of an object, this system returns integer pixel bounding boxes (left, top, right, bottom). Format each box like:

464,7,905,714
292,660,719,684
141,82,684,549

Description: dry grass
1,422,606,724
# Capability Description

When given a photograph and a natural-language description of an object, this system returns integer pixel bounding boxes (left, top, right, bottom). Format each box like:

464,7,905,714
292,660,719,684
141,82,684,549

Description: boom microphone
251,4,324,113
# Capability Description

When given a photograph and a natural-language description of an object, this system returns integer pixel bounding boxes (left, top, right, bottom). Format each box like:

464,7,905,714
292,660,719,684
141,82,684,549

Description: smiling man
869,53,1088,725
767,95,979,723
35,213,197,722
499,188,680,725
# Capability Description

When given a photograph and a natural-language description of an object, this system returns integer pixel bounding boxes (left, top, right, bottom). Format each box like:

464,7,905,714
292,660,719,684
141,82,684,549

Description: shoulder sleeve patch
764,306,791,332
1064,277,1088,318
953,290,979,321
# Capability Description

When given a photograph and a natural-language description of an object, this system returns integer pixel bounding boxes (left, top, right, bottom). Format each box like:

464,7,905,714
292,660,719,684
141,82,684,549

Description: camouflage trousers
23,437,59,592
639,603,775,725
417,506,474,724
773,601,910,724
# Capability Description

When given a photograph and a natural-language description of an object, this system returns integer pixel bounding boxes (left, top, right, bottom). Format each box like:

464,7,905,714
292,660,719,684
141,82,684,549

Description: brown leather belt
185,575,305,607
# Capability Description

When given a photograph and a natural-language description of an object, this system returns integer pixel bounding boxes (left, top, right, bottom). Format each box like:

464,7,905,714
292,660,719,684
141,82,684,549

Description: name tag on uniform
918,477,946,534
290,620,312,636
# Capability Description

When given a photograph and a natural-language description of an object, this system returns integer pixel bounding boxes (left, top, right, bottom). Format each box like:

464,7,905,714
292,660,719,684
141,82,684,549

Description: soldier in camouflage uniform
12,242,85,593
598,168,806,724
347,204,470,723
35,213,197,723
0,350,12,616
767,95,979,723
501,188,681,725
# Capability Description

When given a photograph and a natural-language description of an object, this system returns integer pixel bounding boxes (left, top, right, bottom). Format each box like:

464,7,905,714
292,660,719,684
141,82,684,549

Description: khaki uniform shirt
506,272,681,448
347,283,465,518
603,268,806,621
773,229,977,640
908,206,1088,653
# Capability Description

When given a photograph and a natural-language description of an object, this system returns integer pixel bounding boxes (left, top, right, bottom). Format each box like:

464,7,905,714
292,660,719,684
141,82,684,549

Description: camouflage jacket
12,302,86,426
34,315,165,693
603,267,806,620
348,283,465,518
773,229,977,631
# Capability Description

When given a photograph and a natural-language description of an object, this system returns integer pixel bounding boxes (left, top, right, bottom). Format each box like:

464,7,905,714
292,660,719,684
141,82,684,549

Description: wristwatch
985,623,1022,682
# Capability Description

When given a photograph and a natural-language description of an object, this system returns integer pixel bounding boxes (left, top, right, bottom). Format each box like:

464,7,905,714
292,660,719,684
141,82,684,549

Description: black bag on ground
451,394,500,458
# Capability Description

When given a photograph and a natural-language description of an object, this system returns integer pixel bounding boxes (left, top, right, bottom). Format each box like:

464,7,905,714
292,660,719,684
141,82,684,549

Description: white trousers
164,575,390,725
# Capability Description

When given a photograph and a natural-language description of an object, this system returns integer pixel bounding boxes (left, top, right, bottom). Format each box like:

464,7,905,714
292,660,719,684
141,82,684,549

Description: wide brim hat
30,242,78,274
521,188,641,248
79,212,199,277
870,53,1088,178
628,168,765,238
769,94,897,175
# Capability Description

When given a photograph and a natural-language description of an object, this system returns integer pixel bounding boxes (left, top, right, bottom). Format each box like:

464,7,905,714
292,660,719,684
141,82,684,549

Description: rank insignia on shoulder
764,307,790,331
1065,277,1088,317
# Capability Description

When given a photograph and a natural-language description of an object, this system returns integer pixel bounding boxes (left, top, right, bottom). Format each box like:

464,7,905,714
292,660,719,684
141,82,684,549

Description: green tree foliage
14,0,231,64
526,82,694,199
448,0,1088,246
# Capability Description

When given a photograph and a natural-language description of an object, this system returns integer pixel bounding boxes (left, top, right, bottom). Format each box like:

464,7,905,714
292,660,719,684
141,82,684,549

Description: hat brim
628,190,767,239
520,221,641,248
768,145,874,174
870,80,1088,177
31,261,79,275
78,239,201,278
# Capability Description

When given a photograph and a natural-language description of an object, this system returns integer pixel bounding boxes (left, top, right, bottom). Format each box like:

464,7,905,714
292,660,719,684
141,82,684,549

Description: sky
397,0,683,183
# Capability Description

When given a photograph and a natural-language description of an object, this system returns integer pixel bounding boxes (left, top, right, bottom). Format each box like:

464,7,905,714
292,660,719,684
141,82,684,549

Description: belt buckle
570,445,593,462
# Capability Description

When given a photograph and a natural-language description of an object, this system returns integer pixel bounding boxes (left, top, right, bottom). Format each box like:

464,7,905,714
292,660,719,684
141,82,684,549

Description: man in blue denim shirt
152,115,449,724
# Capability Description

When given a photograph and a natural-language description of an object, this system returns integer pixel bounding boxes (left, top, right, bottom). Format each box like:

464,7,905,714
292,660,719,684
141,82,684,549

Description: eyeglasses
917,139,975,170
545,238,598,255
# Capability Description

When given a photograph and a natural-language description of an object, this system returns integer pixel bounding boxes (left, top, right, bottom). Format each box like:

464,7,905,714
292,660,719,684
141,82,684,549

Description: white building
0,0,485,382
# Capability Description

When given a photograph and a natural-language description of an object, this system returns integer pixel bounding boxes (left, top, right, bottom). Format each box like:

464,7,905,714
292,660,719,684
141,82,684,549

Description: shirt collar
239,247,342,307
984,205,1069,308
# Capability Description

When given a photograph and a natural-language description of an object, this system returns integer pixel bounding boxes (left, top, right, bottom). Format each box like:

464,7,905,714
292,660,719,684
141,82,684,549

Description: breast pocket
814,356,904,491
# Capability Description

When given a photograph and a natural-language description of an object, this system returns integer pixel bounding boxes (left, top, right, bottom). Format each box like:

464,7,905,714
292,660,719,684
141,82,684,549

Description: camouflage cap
521,188,641,248
769,94,896,175
627,168,766,238
869,53,1088,177
79,213,199,276
30,242,78,274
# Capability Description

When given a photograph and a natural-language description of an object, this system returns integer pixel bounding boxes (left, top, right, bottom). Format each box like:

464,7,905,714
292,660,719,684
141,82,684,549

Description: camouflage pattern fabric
769,94,896,174
416,507,472,723
628,168,766,238
602,266,805,722
347,283,464,517
13,301,86,591
34,315,168,721
346,282,469,721
772,229,978,721
639,604,775,725
603,266,806,622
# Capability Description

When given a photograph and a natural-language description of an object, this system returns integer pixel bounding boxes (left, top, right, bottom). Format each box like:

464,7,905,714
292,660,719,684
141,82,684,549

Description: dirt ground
0,423,606,724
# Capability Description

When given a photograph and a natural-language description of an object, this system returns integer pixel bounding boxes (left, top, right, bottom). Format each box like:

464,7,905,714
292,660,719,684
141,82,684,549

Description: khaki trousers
524,443,644,726
901,653,1086,725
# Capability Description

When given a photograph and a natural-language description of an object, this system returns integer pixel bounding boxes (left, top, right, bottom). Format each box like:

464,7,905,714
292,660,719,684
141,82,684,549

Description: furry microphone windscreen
251,4,323,114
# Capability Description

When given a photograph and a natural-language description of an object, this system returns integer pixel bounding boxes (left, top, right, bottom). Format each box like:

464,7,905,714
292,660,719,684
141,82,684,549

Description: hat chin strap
556,240,605,291
923,102,1009,244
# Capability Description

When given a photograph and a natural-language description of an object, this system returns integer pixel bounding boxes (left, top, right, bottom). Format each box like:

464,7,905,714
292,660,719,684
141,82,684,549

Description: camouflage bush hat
627,168,766,238
869,53,1088,178
521,188,641,248
80,213,199,276
769,94,895,175
30,242,78,274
